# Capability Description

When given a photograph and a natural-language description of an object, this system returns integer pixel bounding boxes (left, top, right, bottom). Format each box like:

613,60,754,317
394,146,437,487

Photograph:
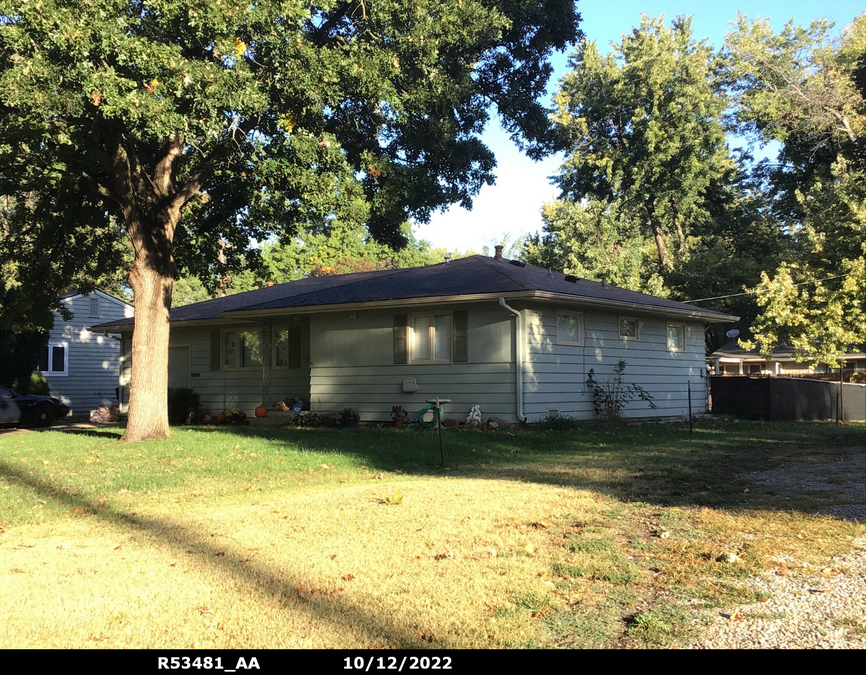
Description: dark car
0,385,70,428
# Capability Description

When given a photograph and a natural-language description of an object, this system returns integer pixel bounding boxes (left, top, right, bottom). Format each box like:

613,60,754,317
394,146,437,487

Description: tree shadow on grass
55,428,124,440
200,421,866,519
0,459,428,649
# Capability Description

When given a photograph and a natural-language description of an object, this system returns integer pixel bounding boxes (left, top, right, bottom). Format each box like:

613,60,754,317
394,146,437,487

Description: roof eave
528,291,739,322
220,291,536,318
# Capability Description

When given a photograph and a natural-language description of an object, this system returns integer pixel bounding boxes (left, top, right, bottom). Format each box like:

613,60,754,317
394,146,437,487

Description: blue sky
413,0,865,253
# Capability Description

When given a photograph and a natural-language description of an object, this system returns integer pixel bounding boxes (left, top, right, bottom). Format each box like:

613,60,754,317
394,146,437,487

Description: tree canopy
548,15,731,275
524,12,865,360
724,13,866,366
0,0,581,440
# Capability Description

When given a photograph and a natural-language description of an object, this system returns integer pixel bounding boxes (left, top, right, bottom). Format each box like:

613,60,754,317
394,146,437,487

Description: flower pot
342,416,358,428
393,416,405,428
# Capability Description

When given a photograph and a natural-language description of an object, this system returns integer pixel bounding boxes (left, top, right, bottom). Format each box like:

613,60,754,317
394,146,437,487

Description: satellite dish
726,329,740,339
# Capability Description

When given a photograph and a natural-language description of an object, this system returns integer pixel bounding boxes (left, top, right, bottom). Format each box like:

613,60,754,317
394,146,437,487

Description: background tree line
521,12,865,362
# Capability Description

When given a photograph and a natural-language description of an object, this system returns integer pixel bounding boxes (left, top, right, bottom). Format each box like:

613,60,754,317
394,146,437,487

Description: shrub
225,408,247,425
543,412,581,430
586,360,656,422
283,412,332,428
167,387,201,425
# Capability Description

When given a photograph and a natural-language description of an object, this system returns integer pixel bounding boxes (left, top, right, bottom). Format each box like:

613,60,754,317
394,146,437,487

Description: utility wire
683,272,851,304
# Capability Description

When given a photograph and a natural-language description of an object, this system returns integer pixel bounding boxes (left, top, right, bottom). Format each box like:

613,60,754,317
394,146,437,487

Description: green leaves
549,15,731,274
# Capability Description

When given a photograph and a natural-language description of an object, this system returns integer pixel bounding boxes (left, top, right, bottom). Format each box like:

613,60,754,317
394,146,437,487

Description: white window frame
221,329,265,370
618,317,639,341
39,341,69,377
666,323,686,352
409,312,453,364
556,310,584,346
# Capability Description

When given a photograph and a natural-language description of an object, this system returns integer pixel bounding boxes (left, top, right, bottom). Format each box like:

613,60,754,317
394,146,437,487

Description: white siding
523,307,708,421
45,292,134,413
119,300,709,425
308,303,518,422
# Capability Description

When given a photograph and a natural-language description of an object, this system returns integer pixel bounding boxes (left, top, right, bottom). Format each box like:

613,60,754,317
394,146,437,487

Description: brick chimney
493,245,503,261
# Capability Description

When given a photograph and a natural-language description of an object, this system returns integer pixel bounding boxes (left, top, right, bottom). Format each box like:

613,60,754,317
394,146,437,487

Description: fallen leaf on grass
433,552,457,561
342,573,356,581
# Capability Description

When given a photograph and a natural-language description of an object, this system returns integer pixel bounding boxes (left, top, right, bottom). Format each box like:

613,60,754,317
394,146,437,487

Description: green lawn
0,420,863,648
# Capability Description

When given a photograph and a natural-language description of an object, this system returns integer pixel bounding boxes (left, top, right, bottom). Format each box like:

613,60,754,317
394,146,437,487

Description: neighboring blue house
40,290,134,415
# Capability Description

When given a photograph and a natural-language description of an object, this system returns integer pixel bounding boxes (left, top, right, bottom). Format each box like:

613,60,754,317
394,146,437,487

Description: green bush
543,412,581,430
586,360,657,422
167,387,201,425
16,371,50,395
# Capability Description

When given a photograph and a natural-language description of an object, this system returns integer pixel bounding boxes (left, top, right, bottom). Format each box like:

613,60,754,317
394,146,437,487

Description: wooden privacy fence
710,376,866,421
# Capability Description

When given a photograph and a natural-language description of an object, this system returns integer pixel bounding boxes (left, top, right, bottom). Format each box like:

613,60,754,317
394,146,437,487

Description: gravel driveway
688,453,866,649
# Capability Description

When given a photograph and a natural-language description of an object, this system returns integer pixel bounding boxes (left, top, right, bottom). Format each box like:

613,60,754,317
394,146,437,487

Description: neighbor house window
667,324,685,352
557,311,584,346
39,342,68,376
619,317,639,340
223,330,264,369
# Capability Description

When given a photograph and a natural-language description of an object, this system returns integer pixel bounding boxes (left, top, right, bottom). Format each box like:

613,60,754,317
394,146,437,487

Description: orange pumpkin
255,405,267,418
216,412,228,424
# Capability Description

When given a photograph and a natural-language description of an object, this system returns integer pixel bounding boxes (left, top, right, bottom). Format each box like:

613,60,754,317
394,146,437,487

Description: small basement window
557,311,584,346
667,324,685,352
619,317,639,341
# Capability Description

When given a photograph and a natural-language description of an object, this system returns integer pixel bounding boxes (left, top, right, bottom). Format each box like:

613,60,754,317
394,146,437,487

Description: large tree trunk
122,252,174,441
107,134,207,442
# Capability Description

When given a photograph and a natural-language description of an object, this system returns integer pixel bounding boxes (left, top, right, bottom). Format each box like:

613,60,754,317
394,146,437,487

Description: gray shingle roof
91,255,737,331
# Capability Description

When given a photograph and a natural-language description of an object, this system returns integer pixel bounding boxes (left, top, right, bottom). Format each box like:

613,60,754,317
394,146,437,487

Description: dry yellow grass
1,478,603,648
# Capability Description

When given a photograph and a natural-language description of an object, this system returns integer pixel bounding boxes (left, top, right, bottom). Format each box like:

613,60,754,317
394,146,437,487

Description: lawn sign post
426,398,451,468
688,380,693,437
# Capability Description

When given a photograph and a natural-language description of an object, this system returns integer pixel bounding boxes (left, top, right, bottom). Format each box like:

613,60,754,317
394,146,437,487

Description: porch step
248,411,298,426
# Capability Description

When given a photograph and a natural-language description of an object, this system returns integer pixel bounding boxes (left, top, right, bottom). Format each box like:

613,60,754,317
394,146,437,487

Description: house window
557,311,584,346
223,330,264,369
411,314,452,363
394,312,467,364
619,317,639,340
89,296,100,318
667,324,685,352
273,326,302,369
39,342,68,376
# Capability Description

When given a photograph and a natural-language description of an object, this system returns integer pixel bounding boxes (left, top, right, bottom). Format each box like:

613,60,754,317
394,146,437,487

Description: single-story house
92,251,736,423
708,341,866,378
41,290,135,414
